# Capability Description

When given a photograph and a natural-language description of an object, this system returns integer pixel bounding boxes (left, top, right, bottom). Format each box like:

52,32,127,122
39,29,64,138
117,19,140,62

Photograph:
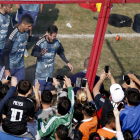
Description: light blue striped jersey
8,27,29,69
21,4,40,12
35,37,63,80
0,12,10,50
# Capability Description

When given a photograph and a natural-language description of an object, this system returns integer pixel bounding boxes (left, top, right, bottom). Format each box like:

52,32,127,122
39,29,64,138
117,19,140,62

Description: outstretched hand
67,63,73,72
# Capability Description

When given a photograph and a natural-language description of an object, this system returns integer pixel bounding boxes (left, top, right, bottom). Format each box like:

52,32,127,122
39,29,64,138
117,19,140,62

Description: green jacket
38,86,74,140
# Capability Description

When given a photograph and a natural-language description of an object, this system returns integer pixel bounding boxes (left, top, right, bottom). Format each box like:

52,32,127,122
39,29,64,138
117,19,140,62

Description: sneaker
24,49,29,57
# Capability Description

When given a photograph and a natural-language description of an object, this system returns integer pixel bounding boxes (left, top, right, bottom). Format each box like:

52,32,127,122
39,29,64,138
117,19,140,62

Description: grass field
11,4,140,90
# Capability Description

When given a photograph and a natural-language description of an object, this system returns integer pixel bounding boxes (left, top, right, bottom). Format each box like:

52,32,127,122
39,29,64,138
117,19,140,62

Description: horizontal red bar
1,0,140,4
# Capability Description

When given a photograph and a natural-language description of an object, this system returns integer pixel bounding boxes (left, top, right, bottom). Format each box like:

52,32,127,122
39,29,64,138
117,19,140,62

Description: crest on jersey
26,34,29,39
8,15,10,20
54,44,56,50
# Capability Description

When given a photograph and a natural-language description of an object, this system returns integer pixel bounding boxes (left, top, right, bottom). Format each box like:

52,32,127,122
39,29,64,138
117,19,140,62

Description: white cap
110,84,124,103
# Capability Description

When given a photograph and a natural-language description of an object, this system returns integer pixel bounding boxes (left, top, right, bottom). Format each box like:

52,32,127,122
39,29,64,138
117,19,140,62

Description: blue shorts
18,9,39,26
0,66,25,83
33,79,52,94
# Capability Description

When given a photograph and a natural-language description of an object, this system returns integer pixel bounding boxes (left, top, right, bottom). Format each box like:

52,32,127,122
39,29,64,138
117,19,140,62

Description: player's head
84,57,89,70
74,102,83,122
89,132,101,140
0,85,9,101
1,4,13,13
46,25,58,43
57,97,71,115
105,111,116,129
41,90,53,104
21,14,33,32
18,80,32,95
83,101,95,117
55,125,68,140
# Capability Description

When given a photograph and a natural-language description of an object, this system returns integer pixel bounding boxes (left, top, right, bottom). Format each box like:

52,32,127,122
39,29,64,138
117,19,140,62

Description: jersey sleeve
57,42,64,55
28,102,35,118
1,98,9,115
31,44,42,57
38,116,57,137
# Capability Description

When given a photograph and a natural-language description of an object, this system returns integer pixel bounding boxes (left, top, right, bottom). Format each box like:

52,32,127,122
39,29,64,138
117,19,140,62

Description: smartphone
6,76,12,81
56,75,64,81
81,78,87,88
76,77,82,88
123,75,130,85
46,77,53,83
117,102,124,111
104,66,109,73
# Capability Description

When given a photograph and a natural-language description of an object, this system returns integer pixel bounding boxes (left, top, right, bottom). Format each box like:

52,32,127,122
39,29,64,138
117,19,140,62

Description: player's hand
113,107,120,118
41,48,48,55
11,76,18,87
67,63,73,72
52,78,60,86
5,70,11,78
64,76,71,87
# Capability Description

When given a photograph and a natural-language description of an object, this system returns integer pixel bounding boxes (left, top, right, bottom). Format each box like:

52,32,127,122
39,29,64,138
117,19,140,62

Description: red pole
86,0,111,91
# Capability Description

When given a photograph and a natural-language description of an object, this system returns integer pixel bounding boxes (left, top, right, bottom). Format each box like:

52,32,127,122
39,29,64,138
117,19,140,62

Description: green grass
10,4,140,89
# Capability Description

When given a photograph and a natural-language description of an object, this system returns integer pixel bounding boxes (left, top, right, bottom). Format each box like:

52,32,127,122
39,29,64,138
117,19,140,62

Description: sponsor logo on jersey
44,52,55,57
13,101,23,106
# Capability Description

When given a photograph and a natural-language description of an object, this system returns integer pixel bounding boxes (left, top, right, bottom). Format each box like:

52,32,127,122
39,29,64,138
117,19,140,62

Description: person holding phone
31,25,73,93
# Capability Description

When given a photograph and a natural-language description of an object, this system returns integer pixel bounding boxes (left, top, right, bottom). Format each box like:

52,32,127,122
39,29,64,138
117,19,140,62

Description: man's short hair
125,88,140,106
84,57,89,68
83,102,95,117
55,125,68,140
74,102,83,122
57,97,71,115
21,14,34,24
18,80,31,95
1,4,9,7
0,85,9,100
47,25,58,35
100,89,110,98
123,129,133,140
41,90,52,104
106,111,115,125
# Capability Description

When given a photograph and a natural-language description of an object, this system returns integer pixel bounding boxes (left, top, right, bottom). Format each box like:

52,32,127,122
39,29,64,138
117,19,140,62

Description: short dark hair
18,80,31,95
47,25,58,34
84,57,89,68
21,14,34,24
1,4,9,7
123,129,133,140
89,132,101,140
73,102,83,122
41,90,52,104
126,88,140,106
106,111,115,125
100,89,110,98
0,85,9,100
57,97,71,115
55,125,68,140
83,102,95,117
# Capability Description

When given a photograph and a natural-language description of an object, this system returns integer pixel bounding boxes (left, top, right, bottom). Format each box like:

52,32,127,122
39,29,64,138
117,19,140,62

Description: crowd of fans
0,3,140,140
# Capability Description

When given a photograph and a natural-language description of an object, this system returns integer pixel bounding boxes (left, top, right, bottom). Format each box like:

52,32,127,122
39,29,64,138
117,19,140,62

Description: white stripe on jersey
9,28,18,40
36,37,45,46
0,66,5,80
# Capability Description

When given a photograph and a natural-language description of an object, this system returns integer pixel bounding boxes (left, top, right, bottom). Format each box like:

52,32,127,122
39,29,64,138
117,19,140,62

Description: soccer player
3,14,33,82
0,4,13,76
1,80,34,139
31,25,73,92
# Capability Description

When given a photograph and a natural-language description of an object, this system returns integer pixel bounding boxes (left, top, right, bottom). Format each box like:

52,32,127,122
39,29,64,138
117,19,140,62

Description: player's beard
48,37,53,43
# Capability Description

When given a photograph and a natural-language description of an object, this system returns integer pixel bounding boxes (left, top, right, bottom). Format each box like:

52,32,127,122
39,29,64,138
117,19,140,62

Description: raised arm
93,71,108,98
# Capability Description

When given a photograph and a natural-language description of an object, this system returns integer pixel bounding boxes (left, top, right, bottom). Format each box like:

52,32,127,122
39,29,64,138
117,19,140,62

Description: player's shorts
18,9,39,26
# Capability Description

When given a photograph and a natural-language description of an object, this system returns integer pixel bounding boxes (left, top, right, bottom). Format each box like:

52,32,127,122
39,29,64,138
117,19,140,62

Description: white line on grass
32,33,140,38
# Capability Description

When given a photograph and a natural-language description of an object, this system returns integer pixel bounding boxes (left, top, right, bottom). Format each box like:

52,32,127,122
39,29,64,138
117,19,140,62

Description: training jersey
32,37,65,80
74,113,98,140
38,86,74,140
3,27,29,70
1,96,34,135
21,4,40,12
0,12,10,51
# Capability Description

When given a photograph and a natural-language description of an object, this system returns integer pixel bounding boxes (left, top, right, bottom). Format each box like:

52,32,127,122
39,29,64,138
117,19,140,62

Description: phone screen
124,75,130,85
104,66,109,73
6,76,12,81
81,79,87,88
117,103,124,111
46,77,53,83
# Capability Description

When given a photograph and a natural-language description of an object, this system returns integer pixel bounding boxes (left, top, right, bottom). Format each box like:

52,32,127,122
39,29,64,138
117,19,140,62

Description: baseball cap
110,84,124,103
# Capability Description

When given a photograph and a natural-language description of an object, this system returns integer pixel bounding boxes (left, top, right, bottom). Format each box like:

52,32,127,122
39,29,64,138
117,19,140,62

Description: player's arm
3,37,14,77
40,4,43,13
57,43,73,72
